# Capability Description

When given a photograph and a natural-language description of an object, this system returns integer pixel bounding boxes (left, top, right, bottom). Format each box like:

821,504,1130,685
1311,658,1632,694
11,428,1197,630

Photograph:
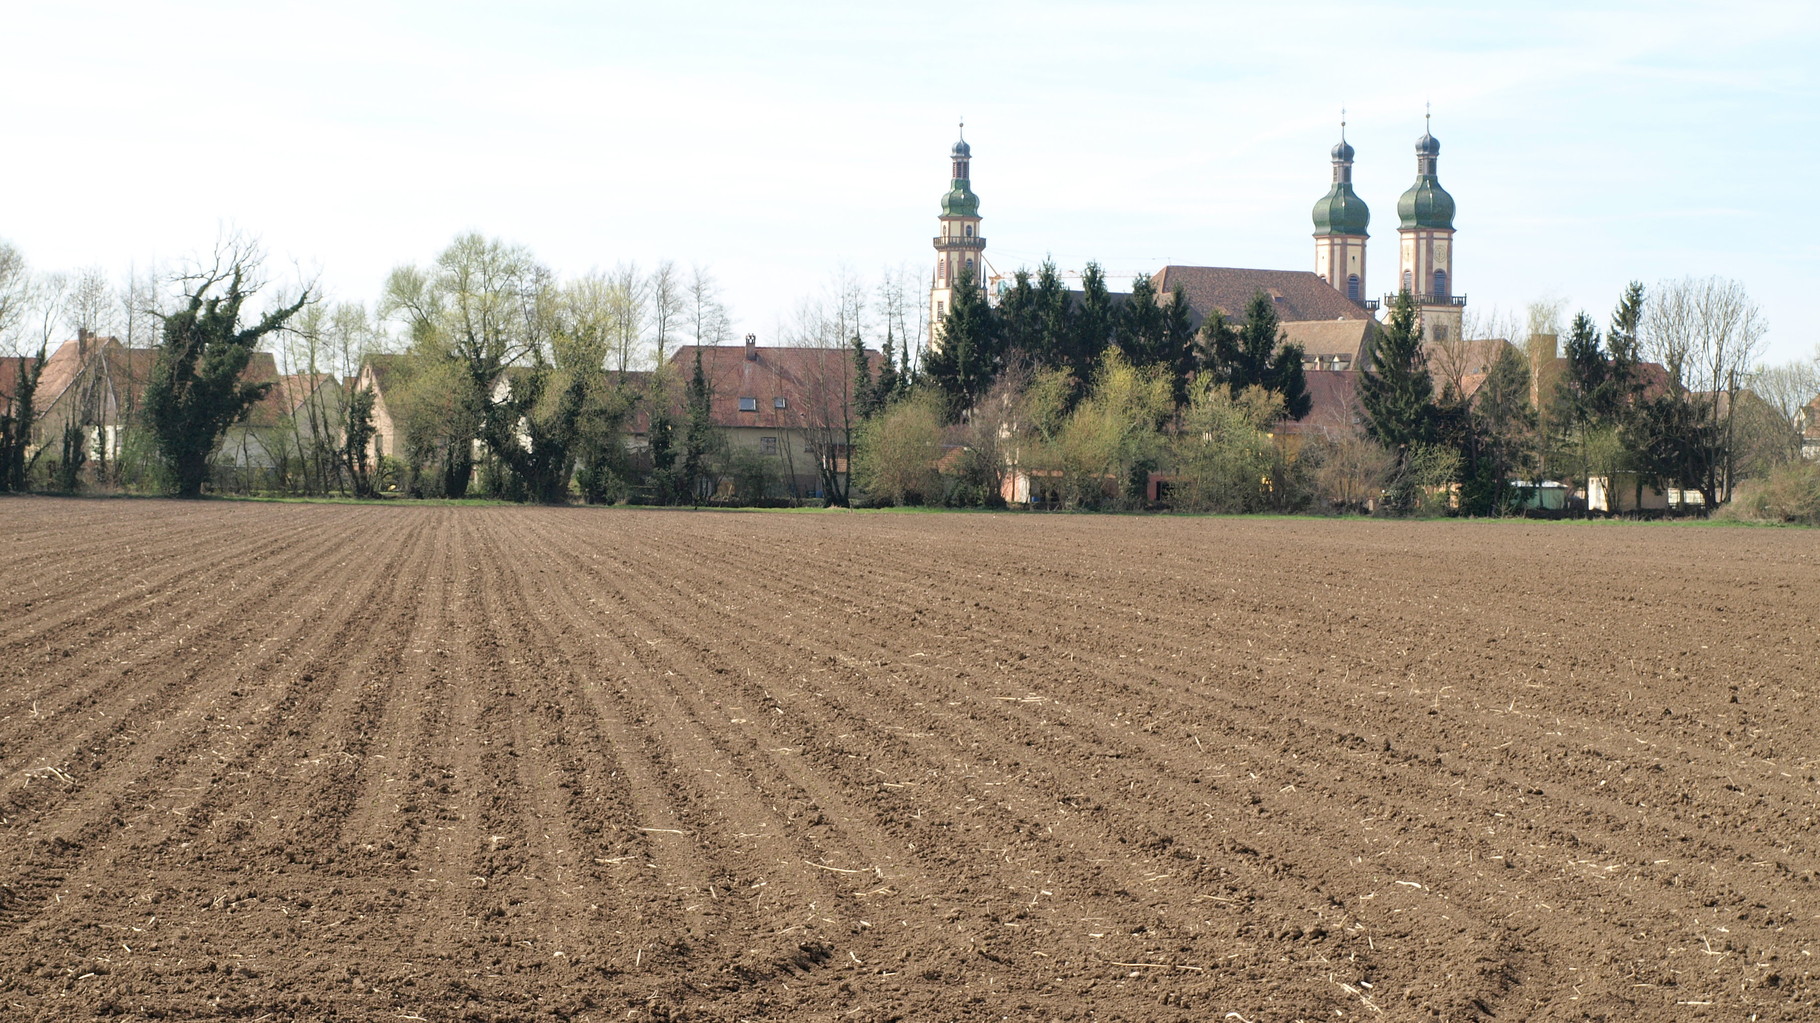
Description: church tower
1311,119,1373,310
929,125,985,351
1395,112,1463,343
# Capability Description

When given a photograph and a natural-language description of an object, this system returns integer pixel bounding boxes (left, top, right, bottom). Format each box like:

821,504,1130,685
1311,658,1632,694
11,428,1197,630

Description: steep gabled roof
1282,320,1376,363
1273,370,1364,438
358,353,407,394
0,356,28,408
245,372,340,426
34,337,159,418
666,344,882,430
34,338,93,408
1152,266,1374,327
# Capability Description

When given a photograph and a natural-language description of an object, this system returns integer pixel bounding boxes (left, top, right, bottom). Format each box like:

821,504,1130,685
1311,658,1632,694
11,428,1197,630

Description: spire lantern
930,124,986,351
1312,114,1372,309
1393,108,1464,344
1397,112,1455,230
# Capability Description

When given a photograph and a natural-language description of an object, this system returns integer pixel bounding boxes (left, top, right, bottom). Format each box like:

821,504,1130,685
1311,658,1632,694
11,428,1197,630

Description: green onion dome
1397,132,1455,230
1313,137,1369,236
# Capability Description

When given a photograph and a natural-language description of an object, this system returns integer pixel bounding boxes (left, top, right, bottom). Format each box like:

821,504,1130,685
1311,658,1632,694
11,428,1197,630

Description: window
1403,269,1413,292
939,259,946,281
965,258,974,273
760,437,778,455
964,224,972,237
1434,324,1450,341
1347,274,1361,302
774,396,787,409
1432,268,1448,299
738,396,757,412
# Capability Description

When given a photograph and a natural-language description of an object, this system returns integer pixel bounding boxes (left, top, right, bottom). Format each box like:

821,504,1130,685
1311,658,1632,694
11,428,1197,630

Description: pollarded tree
340,383,378,497
145,253,309,497
0,240,43,492
383,233,549,498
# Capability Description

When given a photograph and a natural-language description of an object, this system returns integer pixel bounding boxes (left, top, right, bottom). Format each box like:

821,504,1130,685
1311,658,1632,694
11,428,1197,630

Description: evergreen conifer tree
681,345,715,504
922,265,999,417
1069,262,1114,388
1359,290,1434,452
1034,259,1072,373
1196,290,1310,419
1162,286,1196,408
1114,273,1167,367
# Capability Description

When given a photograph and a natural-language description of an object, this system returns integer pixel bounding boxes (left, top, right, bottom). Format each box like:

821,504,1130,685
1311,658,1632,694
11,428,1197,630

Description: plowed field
1,499,1816,1021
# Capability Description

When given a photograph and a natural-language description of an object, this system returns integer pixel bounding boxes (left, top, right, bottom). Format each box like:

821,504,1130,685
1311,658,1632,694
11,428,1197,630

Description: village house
217,371,345,474
30,331,159,466
666,337,883,501
352,354,405,465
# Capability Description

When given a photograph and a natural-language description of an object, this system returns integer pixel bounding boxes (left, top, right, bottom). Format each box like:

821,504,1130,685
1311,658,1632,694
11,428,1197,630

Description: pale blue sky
5,1,1816,361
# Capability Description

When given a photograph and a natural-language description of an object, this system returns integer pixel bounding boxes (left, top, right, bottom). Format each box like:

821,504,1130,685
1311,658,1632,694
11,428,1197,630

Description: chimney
744,333,758,361
78,327,94,362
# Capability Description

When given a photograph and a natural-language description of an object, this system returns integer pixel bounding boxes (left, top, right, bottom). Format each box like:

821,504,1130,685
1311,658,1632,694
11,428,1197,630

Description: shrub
1720,462,1820,525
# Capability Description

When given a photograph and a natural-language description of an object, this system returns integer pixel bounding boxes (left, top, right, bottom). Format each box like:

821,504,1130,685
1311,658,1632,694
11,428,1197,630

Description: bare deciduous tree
0,241,28,353
1643,275,1768,502
1745,357,1820,466
686,264,729,349
1646,276,1767,397
648,261,685,365
608,261,645,374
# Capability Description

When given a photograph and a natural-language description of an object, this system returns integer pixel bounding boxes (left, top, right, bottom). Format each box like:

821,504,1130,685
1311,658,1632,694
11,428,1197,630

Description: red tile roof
1153,266,1375,327
667,343,882,430
1274,370,1364,437
0,356,29,408
245,372,337,426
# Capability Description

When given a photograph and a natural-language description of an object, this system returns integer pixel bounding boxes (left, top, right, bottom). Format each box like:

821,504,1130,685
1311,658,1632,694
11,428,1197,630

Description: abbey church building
924,115,1469,368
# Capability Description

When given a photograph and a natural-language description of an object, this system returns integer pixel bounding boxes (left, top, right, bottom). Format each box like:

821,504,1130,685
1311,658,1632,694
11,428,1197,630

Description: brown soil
1,498,1816,1021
